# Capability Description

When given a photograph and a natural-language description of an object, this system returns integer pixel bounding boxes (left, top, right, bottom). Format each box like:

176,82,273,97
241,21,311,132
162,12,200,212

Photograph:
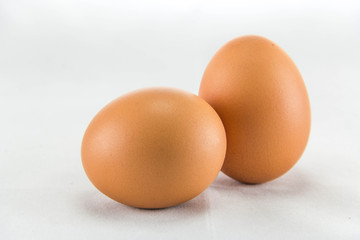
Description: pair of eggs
81,35,311,209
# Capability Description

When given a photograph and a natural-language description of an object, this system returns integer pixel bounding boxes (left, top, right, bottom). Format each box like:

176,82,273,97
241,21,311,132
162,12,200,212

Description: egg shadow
78,189,210,224
210,169,312,198
79,169,312,224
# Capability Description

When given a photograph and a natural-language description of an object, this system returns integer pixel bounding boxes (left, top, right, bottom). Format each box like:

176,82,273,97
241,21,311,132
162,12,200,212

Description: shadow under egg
210,169,312,198
78,189,211,223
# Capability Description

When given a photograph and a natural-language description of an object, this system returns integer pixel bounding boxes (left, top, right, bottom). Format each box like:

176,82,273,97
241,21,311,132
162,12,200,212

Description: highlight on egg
199,35,311,184
81,88,227,209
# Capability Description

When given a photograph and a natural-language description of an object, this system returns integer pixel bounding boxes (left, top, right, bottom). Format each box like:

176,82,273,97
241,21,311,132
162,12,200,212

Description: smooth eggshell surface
81,88,226,209
199,35,311,184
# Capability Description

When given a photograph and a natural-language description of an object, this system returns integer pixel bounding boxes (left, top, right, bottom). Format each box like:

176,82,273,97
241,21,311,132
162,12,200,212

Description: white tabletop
1,0,359,239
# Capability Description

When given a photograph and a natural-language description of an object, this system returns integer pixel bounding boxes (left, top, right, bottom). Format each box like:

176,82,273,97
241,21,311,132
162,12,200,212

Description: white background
1,0,359,239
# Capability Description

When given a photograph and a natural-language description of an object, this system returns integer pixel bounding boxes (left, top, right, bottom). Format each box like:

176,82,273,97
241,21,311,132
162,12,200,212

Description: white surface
1,0,360,239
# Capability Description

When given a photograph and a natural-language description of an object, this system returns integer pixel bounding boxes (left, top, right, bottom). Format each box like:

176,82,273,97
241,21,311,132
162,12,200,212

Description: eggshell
199,35,311,184
81,88,226,209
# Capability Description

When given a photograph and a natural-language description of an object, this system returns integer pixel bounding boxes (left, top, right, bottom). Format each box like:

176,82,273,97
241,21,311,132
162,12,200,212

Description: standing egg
199,35,311,184
81,88,226,209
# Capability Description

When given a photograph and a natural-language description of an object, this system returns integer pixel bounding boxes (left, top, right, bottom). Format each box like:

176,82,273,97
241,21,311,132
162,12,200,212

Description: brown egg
199,35,311,184
81,88,226,209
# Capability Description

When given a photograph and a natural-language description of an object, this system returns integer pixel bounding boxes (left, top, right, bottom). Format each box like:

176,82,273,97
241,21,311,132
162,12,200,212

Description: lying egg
81,88,226,208
199,35,311,184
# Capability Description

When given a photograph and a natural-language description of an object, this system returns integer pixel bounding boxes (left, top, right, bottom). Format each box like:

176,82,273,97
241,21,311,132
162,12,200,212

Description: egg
81,88,226,209
199,35,311,184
